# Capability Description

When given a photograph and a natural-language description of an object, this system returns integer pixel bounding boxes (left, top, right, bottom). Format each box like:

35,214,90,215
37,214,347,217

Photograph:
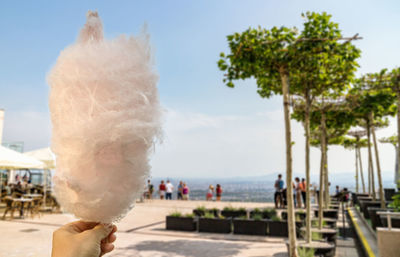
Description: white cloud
1,107,397,184
151,108,398,184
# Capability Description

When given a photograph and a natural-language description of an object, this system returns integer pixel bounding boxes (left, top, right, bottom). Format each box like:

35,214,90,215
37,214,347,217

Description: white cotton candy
48,11,162,223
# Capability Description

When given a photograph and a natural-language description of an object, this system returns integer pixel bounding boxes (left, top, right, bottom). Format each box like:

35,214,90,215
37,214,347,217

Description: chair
29,198,43,219
1,197,16,219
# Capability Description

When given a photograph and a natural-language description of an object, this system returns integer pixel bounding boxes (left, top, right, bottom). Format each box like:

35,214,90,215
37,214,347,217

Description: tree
347,75,397,207
347,130,368,193
380,134,399,185
293,99,356,231
342,134,368,193
289,12,360,243
218,12,361,254
218,25,300,256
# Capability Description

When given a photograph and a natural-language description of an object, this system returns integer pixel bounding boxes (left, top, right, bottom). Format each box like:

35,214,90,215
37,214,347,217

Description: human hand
52,220,117,257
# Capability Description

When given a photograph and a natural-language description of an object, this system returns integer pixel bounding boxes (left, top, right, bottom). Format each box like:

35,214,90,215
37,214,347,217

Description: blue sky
1,1,400,182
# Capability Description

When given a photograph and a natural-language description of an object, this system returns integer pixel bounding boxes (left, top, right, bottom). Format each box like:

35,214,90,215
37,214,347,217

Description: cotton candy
48,11,162,223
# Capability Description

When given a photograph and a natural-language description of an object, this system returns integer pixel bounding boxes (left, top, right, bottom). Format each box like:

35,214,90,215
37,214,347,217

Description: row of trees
218,11,399,257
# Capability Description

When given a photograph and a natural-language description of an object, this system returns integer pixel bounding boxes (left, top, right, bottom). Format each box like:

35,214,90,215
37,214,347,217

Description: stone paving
0,200,288,257
0,199,362,257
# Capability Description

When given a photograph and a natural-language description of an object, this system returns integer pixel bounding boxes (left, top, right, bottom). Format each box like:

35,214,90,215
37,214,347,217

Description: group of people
274,174,307,209
1,174,35,197
143,180,223,201
144,180,190,200
206,184,223,201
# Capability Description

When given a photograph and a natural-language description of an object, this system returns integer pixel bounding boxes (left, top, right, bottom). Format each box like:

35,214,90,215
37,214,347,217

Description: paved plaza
0,200,360,257
1,200,289,257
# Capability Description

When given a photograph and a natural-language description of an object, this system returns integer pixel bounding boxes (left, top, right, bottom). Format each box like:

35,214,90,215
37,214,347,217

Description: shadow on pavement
119,239,247,257
272,252,288,257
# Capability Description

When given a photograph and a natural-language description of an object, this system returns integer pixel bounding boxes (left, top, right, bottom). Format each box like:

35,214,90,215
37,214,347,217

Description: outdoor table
23,194,43,198
12,198,33,218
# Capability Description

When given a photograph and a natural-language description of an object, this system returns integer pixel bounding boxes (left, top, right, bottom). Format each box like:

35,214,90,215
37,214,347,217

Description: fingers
100,243,115,256
91,224,114,241
64,220,100,233
108,233,117,243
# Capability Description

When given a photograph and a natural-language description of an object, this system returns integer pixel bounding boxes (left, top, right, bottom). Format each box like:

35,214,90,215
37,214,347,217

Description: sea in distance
151,173,398,202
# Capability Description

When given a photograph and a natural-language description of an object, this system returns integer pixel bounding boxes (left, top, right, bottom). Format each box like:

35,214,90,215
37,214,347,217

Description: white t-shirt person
165,181,174,200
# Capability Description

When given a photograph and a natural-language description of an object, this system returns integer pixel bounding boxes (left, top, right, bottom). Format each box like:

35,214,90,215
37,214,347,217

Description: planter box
166,216,197,231
250,210,276,219
356,196,372,206
233,219,267,235
294,241,336,257
380,216,400,229
360,201,383,219
314,209,339,219
311,218,337,229
384,188,396,201
198,217,232,233
368,207,392,230
221,210,247,218
281,211,306,221
193,209,219,217
267,220,302,237
352,193,370,205
329,205,340,210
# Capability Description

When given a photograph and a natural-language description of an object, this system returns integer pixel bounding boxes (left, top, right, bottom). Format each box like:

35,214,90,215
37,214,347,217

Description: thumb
90,224,113,241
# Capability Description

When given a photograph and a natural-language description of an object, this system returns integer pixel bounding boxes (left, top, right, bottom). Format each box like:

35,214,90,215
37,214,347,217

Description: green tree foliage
218,12,360,253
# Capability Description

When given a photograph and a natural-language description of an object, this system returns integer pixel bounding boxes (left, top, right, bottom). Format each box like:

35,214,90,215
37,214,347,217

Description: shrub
237,215,247,220
238,207,247,212
195,206,206,212
389,193,400,212
223,206,236,212
263,208,277,216
298,247,315,257
312,231,323,241
169,211,182,217
204,212,215,219
253,207,261,213
271,215,281,221
252,214,263,221
184,213,195,218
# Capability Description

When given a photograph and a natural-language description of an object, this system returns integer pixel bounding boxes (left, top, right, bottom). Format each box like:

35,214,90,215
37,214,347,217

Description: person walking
182,183,189,200
274,174,284,208
300,178,306,208
216,184,222,201
159,180,166,200
165,180,174,200
206,185,214,201
177,181,183,200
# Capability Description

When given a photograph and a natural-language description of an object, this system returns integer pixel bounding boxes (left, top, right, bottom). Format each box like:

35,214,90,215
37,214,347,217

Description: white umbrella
0,145,45,170
24,147,55,170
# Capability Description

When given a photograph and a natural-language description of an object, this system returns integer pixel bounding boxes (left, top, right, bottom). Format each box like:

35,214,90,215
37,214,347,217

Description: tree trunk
355,146,359,193
367,119,376,200
370,113,385,208
358,147,366,193
280,70,297,257
318,110,326,230
304,90,311,243
324,141,329,209
397,90,400,186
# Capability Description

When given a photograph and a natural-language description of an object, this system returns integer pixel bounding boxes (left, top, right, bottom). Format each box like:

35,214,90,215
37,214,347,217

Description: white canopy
24,147,55,170
0,145,45,170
